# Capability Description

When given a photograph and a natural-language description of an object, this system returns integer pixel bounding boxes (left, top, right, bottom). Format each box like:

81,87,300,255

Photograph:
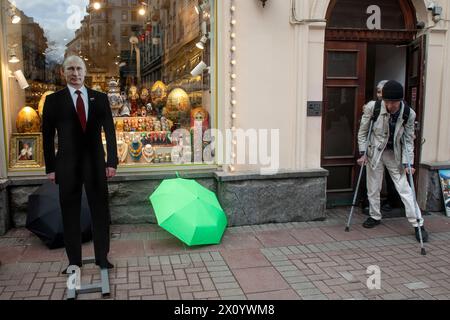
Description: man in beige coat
357,80,428,242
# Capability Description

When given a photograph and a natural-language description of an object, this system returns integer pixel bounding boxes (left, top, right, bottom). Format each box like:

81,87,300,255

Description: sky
13,0,89,63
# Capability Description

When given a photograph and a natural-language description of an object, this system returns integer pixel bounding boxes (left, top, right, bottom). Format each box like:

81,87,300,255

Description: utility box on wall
307,101,322,117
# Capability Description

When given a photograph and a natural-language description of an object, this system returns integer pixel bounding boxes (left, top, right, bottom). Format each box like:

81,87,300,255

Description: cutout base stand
66,257,111,300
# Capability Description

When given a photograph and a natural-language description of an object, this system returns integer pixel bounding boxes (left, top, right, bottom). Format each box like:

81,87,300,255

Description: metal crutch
345,120,375,232
403,136,426,256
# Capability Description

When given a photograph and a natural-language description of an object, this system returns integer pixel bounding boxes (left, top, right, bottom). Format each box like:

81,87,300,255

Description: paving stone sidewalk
1,208,450,300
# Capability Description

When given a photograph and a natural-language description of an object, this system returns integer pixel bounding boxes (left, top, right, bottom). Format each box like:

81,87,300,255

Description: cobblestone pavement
1,208,450,300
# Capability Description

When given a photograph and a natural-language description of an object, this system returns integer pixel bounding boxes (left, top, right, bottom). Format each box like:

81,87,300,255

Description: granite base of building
5,169,328,232
108,173,217,225
418,162,450,213
0,180,11,236
215,170,328,226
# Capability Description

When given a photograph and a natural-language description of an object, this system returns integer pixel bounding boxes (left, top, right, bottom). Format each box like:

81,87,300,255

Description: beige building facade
216,0,450,210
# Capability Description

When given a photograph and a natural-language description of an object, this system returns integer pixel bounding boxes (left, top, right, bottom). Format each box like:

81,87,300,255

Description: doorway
322,0,425,207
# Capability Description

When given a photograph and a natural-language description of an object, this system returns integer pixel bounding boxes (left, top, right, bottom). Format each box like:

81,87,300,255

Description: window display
2,0,215,171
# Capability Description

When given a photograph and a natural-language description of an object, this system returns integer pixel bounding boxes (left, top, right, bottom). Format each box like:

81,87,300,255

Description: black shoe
96,260,114,270
363,217,381,229
415,226,429,243
381,203,393,212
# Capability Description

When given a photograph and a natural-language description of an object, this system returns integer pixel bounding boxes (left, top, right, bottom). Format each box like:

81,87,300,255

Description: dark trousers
58,156,110,266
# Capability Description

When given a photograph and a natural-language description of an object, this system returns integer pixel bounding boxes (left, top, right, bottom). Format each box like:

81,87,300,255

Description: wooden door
322,41,367,205
406,35,426,176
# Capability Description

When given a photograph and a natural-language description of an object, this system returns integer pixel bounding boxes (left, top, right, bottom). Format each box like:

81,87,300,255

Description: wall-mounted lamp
9,48,20,64
259,0,268,7
195,1,211,19
196,35,208,50
427,2,443,22
191,61,208,77
14,70,29,89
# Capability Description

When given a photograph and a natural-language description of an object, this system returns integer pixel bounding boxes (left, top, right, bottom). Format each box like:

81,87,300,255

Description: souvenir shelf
105,78,208,167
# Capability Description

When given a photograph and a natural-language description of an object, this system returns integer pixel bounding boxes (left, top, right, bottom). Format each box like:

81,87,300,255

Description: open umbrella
149,175,227,246
26,182,92,249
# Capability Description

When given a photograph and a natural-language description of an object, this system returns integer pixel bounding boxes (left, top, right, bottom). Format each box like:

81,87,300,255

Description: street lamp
139,1,148,16
93,2,101,10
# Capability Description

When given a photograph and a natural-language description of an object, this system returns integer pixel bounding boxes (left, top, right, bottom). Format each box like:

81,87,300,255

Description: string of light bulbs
229,0,237,173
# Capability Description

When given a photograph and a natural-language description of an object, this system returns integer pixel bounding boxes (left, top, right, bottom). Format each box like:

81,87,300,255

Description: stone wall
109,176,217,224
5,169,329,232
418,162,450,213
9,183,42,228
216,170,328,226
0,180,11,236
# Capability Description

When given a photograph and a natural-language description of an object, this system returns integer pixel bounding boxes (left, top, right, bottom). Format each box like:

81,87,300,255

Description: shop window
327,52,357,78
2,0,215,172
121,25,128,36
131,10,137,22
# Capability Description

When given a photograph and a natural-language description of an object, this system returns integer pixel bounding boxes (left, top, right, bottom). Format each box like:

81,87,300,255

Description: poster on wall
439,170,450,217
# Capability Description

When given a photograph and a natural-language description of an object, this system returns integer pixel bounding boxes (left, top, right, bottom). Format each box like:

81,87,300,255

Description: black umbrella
26,182,92,249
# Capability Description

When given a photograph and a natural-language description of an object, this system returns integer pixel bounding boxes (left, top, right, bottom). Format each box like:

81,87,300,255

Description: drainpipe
289,0,327,25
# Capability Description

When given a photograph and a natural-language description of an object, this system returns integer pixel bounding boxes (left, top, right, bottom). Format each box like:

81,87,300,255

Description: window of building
2,0,216,173
121,25,128,36
130,10,137,22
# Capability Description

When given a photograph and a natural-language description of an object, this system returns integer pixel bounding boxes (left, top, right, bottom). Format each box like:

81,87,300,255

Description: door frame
322,1,422,203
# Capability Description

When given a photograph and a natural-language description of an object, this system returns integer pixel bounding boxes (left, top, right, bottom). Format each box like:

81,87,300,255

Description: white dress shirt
68,85,89,121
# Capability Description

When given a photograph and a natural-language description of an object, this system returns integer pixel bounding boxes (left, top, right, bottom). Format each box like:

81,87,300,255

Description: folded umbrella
26,182,92,249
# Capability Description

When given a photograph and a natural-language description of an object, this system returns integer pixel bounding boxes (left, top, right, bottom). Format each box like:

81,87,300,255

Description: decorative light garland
229,0,237,172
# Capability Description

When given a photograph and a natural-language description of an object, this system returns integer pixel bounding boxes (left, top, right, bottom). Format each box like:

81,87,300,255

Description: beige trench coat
358,100,416,170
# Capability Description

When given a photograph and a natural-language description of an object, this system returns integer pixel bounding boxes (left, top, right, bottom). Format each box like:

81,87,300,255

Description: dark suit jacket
42,87,118,185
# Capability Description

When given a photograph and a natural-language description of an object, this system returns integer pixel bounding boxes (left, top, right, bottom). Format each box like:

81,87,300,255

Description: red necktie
75,90,87,131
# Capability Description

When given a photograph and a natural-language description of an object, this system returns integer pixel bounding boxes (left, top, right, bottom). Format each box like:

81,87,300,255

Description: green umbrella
149,175,227,246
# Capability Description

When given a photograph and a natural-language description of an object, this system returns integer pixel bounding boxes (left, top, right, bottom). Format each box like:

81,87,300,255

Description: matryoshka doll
128,135,143,162
128,86,140,116
123,119,130,132
140,87,150,106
